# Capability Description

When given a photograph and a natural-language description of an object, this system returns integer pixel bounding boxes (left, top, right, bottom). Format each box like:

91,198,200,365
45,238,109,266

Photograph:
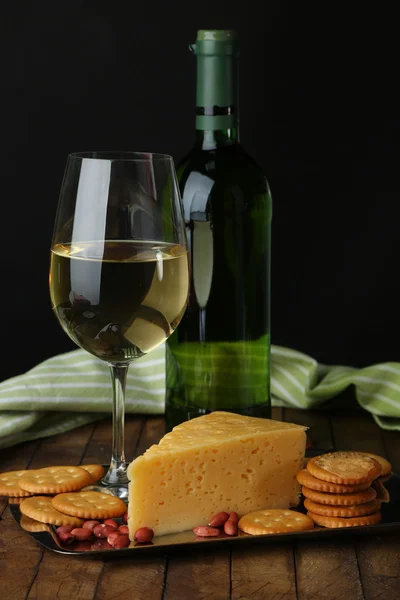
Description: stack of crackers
296,451,392,528
0,465,126,535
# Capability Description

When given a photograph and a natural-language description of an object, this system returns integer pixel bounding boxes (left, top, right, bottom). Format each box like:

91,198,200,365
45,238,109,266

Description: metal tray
10,474,400,557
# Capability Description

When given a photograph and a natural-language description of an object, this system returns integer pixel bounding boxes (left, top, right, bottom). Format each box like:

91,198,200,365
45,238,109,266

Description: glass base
83,462,129,501
83,481,129,501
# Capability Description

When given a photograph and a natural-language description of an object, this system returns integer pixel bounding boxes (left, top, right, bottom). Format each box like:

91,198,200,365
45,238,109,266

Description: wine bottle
166,29,272,429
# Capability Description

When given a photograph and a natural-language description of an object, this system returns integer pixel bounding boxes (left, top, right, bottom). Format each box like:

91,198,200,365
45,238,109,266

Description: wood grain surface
0,406,399,600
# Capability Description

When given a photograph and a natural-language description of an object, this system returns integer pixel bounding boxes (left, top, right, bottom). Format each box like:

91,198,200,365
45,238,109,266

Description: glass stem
199,308,206,342
102,363,129,485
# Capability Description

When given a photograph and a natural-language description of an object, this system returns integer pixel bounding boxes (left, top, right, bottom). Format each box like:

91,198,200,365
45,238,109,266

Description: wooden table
1,406,399,600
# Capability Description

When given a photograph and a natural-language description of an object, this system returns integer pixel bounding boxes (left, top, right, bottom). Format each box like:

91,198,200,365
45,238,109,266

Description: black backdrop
2,2,399,381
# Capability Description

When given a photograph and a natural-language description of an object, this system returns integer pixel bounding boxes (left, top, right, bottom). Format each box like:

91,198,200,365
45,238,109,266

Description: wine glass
49,151,189,499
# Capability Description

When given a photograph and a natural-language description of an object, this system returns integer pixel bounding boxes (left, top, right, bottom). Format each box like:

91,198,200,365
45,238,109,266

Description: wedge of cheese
127,411,307,537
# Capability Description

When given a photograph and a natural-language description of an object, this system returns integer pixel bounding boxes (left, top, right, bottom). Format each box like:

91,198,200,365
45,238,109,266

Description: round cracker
51,491,127,520
358,453,392,477
307,452,381,484
18,466,92,494
20,496,84,527
296,469,371,493
302,485,376,506
8,496,27,505
304,498,381,517
371,477,391,503
0,470,36,497
20,514,52,533
307,510,382,528
379,472,392,484
80,464,105,484
238,509,314,536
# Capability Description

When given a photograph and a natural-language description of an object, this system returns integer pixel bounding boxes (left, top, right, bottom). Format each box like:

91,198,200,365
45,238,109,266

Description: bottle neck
192,37,239,150
195,127,238,150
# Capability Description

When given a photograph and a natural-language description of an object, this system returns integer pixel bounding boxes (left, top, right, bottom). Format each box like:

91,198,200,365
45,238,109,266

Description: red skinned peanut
224,520,238,536
103,519,118,529
73,540,92,552
228,512,239,523
70,528,92,541
107,530,122,545
91,538,112,550
193,526,220,537
118,525,129,534
82,520,100,532
58,531,74,544
93,524,116,538
56,525,73,535
134,527,154,543
208,512,229,527
112,534,130,549
122,512,128,525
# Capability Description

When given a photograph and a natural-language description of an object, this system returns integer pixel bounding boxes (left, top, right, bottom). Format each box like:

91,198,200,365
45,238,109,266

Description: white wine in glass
49,152,189,499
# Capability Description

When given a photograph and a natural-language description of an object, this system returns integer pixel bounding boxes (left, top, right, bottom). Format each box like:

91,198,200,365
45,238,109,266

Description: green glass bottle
166,29,272,429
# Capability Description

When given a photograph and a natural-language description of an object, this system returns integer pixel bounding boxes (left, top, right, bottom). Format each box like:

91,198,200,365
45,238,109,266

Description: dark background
1,2,399,381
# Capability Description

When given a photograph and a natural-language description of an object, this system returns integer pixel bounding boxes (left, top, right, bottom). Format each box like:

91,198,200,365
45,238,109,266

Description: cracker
80,464,105,484
296,469,371,493
304,498,381,517
18,466,92,494
51,491,127,520
379,473,392,484
301,486,376,506
307,452,381,484
358,453,392,477
371,477,391,503
238,509,314,535
8,496,27,505
0,470,35,497
20,496,84,527
20,514,52,533
307,510,382,528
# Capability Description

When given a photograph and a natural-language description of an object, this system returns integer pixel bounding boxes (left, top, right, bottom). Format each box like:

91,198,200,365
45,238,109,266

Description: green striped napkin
0,344,399,448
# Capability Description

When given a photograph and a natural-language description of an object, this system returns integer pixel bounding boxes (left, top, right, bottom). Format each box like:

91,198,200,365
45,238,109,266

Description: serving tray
10,473,400,557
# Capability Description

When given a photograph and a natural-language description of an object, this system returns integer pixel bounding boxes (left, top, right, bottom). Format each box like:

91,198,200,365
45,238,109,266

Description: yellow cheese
127,411,307,537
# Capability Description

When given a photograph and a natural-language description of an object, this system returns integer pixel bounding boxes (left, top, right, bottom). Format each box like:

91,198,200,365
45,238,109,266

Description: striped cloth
0,345,399,448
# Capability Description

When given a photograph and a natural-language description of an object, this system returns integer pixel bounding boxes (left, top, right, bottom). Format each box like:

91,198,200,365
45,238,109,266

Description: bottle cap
191,29,239,125
196,30,238,42
190,30,239,56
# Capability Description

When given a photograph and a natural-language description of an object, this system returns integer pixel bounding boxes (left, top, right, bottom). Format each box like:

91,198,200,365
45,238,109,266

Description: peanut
107,530,122,545
91,538,112,550
228,512,239,523
93,524,116,538
208,511,229,527
118,525,129,534
103,518,118,530
112,534,130,549
56,525,74,535
224,520,238,536
82,520,101,532
73,540,92,552
122,512,128,524
134,527,154,543
193,526,220,537
58,531,74,544
70,527,92,541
